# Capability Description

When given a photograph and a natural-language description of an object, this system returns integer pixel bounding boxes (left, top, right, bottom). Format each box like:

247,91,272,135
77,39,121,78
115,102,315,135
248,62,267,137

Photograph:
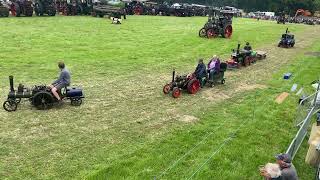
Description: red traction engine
163,70,201,98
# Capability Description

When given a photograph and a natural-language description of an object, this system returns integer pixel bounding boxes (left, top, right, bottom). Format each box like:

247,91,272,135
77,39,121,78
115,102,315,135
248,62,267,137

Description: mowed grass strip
0,16,318,179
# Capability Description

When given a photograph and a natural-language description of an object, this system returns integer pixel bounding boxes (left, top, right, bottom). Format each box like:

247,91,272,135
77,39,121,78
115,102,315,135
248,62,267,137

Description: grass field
0,16,320,179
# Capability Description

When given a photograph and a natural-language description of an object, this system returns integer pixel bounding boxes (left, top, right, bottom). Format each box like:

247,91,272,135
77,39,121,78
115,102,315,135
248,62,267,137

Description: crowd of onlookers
287,16,320,25
243,14,320,25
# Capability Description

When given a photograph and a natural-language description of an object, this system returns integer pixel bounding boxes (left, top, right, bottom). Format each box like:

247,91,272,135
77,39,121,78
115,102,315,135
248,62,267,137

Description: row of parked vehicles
0,0,97,17
0,0,236,18
125,1,210,17
0,0,56,17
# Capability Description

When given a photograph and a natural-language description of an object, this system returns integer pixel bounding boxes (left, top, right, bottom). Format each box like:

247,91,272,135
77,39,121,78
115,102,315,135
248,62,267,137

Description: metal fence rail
286,106,316,159
295,91,319,126
286,84,320,159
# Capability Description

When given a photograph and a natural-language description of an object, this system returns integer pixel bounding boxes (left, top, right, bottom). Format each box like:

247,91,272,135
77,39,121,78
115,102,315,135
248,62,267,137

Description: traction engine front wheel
172,87,181,98
3,100,18,112
199,28,206,38
163,84,171,94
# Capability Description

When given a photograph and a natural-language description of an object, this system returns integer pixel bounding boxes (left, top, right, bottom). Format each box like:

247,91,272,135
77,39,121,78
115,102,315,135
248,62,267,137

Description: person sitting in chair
244,42,252,51
50,62,71,101
194,58,207,79
208,55,221,80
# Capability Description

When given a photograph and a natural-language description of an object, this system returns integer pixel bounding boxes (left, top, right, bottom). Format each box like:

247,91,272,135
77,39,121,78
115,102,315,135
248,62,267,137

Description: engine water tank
66,87,83,97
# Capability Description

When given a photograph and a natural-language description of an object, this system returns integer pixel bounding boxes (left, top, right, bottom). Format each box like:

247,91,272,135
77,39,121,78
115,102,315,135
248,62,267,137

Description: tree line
154,0,320,15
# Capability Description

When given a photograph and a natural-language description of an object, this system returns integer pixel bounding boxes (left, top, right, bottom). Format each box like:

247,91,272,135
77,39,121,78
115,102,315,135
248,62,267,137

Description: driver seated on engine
194,59,207,86
244,42,252,51
207,55,221,80
50,62,71,101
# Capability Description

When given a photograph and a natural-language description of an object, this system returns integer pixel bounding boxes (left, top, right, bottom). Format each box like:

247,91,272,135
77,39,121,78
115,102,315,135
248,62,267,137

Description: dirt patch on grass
235,83,267,92
202,90,230,101
178,115,199,123
165,109,199,123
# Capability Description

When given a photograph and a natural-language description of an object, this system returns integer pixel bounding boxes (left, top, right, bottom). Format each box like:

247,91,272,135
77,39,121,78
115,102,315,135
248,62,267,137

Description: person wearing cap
207,55,221,81
244,42,252,51
275,153,298,180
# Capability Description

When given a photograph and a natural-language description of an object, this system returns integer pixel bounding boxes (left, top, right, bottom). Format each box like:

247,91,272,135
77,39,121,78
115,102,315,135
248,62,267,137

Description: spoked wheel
199,28,206,38
172,87,181,98
71,98,82,106
223,25,233,38
187,79,201,94
221,79,226,84
206,28,217,39
3,100,18,112
32,91,54,110
163,84,171,94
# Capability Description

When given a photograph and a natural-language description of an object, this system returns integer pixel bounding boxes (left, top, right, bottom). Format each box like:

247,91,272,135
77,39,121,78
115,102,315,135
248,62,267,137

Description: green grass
0,16,319,179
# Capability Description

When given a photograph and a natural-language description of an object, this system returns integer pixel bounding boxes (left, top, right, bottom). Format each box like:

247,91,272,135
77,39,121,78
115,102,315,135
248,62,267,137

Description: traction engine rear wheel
223,25,233,38
32,91,54,110
187,79,200,94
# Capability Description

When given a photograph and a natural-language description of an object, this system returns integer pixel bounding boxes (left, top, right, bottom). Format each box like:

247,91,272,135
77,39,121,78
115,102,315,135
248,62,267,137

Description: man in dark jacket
194,59,207,80
275,153,298,180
